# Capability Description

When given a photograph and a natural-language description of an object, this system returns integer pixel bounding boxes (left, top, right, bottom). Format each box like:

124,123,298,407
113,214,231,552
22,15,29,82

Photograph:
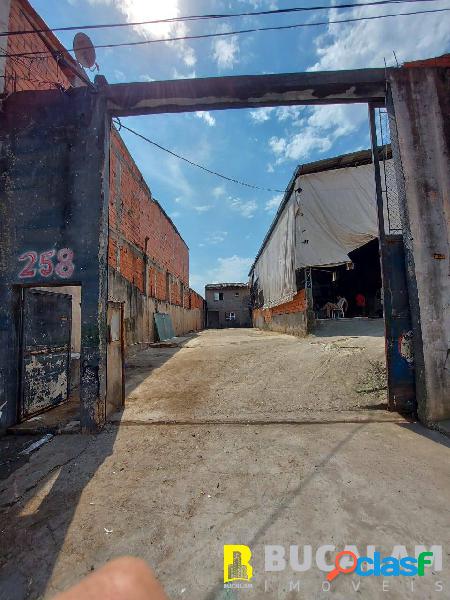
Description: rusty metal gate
20,289,72,420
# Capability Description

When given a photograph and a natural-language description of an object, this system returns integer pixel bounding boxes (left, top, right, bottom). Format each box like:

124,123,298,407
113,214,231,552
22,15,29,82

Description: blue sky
32,0,450,294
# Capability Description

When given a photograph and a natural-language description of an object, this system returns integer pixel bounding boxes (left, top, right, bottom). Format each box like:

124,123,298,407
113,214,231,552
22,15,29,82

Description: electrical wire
113,119,286,194
0,0,441,37
5,5,450,58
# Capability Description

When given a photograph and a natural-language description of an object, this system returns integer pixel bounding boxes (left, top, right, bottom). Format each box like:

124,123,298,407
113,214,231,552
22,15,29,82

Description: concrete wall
390,64,450,423
205,286,251,328
252,289,312,336
109,269,204,355
0,88,110,432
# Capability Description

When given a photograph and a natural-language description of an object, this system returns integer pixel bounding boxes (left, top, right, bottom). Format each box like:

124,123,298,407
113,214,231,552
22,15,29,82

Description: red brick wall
189,289,204,310
109,128,190,303
252,289,307,323
4,0,75,94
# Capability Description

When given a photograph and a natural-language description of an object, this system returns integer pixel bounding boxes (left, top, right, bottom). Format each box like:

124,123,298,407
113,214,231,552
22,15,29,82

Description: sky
31,0,450,295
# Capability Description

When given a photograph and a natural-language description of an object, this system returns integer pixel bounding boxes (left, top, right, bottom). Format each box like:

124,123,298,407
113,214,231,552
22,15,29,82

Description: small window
213,292,224,301
225,312,236,321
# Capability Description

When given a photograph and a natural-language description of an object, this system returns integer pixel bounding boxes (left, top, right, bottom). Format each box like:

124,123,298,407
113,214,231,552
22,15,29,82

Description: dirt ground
121,320,391,424
1,324,450,600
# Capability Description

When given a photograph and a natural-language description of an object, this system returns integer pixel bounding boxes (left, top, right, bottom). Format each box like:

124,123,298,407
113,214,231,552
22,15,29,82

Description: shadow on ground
124,334,198,400
0,335,197,599
312,317,385,338
0,428,119,599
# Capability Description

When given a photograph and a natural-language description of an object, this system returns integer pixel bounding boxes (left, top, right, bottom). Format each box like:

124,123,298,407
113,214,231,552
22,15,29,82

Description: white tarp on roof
295,163,379,268
252,196,297,308
252,159,398,308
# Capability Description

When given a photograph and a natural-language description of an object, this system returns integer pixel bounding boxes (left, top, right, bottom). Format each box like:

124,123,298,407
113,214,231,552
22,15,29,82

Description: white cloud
310,1,450,71
193,205,212,213
263,3,450,165
266,163,275,173
228,196,258,218
265,194,282,213
86,0,197,69
172,69,197,79
268,137,286,155
268,103,367,163
195,111,216,126
270,131,332,162
212,185,226,198
249,107,275,123
139,74,155,82
190,255,253,295
275,106,303,122
182,45,197,67
249,106,304,125
212,35,240,69
308,104,366,138
205,231,228,244
113,69,125,81
170,211,181,219
211,255,252,283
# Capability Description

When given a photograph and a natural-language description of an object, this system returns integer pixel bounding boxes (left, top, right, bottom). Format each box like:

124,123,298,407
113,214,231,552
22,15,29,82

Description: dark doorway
207,311,219,328
311,239,383,318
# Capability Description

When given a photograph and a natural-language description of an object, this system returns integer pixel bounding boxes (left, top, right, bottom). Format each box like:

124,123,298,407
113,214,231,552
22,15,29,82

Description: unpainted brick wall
109,128,190,306
189,289,204,310
253,289,307,323
4,0,75,94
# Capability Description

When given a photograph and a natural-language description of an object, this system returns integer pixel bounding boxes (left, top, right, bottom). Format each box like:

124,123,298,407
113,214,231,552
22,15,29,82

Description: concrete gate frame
0,65,448,432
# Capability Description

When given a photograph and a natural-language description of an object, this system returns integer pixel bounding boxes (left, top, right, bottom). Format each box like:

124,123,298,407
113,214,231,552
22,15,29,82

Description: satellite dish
73,32,97,69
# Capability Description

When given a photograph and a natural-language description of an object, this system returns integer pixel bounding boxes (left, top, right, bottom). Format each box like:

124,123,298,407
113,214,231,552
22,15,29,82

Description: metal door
106,301,124,416
20,289,72,420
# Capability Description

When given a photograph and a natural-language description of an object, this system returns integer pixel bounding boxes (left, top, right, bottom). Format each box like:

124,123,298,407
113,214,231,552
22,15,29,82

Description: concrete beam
103,68,388,116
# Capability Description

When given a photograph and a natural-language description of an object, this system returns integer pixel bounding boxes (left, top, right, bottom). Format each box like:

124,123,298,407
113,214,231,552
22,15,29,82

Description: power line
0,0,440,37
113,119,286,194
5,5,450,58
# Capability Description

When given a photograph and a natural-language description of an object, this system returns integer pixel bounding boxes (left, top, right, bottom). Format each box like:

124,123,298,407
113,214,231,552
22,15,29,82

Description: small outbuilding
205,283,252,329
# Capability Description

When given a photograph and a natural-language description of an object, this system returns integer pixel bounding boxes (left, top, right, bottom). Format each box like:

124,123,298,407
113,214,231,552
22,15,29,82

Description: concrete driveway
1,326,450,600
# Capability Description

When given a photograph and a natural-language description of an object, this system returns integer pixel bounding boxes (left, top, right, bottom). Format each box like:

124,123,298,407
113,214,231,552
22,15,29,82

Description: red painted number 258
18,248,75,279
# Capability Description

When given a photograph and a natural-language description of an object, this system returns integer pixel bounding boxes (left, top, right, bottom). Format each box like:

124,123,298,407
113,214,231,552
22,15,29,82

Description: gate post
368,104,416,414
388,64,450,425
0,87,110,432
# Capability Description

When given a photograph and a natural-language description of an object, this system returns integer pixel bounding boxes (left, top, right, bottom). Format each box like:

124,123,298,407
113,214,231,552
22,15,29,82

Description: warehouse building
250,148,398,336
